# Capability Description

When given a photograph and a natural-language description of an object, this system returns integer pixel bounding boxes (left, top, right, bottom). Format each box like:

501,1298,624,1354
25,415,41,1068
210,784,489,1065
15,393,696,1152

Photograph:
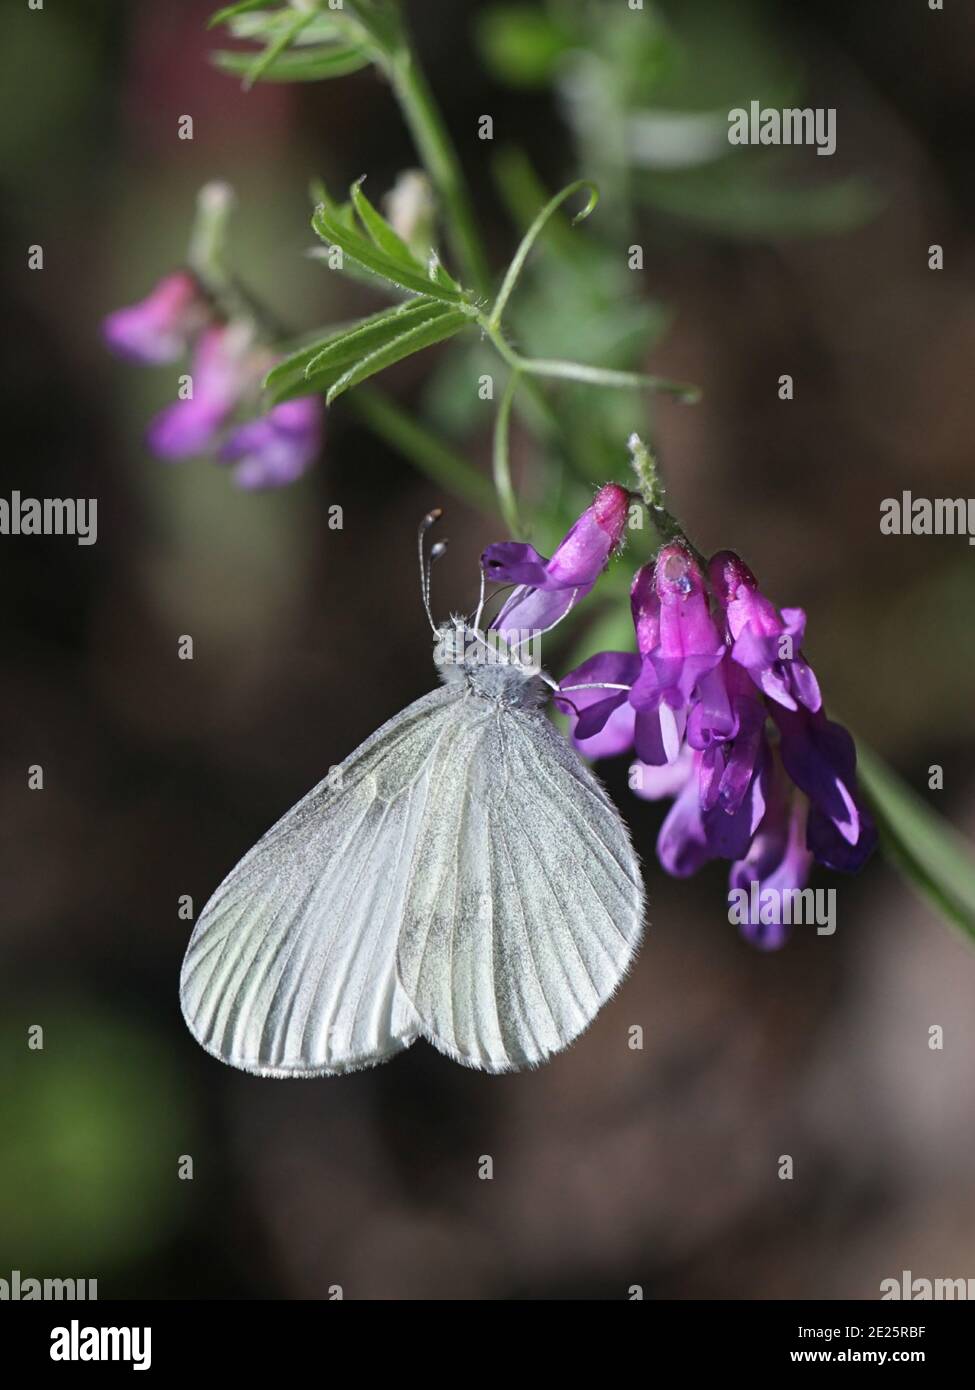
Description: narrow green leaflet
305,302,452,378
857,740,975,943
312,204,469,304
236,9,314,88
208,0,269,28
427,252,463,296
350,179,415,263
265,300,447,403
226,12,343,44
212,44,370,83
325,309,471,404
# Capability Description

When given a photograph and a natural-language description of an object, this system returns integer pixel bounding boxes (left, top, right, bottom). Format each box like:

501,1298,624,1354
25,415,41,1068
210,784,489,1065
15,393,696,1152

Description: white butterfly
180,513,645,1075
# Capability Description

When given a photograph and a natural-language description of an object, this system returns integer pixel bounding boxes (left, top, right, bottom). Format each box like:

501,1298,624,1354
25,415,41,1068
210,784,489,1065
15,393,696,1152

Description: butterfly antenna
417,508,444,634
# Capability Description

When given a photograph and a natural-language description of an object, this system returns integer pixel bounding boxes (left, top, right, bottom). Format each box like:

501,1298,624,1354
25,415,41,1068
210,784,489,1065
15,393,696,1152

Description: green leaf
427,251,463,296
226,11,343,44
265,299,447,402
212,42,369,84
312,203,469,303
476,5,572,88
237,9,314,89
208,0,270,29
326,308,471,404
306,302,453,379
857,740,975,942
350,178,416,262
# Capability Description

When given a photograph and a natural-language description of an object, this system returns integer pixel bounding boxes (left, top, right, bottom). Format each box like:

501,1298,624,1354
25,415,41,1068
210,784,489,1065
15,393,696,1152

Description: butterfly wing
180,685,464,1076
396,704,645,1071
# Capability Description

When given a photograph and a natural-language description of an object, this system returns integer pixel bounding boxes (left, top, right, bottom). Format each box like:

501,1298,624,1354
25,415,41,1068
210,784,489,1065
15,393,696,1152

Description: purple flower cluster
483,492,876,949
103,272,322,489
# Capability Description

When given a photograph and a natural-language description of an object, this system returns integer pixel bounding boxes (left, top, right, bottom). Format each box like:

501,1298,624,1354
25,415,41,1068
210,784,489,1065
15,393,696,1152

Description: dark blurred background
1,0,974,1300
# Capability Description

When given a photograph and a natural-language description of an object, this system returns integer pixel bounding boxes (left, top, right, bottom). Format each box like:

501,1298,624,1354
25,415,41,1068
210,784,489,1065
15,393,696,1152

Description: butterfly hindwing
395,704,645,1071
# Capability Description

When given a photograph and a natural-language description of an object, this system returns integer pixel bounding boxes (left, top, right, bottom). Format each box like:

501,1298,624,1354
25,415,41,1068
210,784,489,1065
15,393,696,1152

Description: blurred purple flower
102,270,210,365
146,326,251,460
220,396,323,490
484,483,631,637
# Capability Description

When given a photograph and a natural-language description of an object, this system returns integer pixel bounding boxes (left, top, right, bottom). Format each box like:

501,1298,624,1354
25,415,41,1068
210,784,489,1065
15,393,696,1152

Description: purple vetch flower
728,759,815,950
544,521,877,949
709,550,821,712
146,326,256,460
483,483,631,638
219,396,324,490
628,545,726,764
102,270,210,365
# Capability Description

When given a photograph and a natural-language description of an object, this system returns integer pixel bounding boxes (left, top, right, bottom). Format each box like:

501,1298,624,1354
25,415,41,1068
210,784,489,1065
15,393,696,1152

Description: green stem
628,432,699,557
386,44,490,296
187,181,236,291
350,387,497,515
477,315,698,401
488,180,598,330
517,356,699,399
492,371,522,536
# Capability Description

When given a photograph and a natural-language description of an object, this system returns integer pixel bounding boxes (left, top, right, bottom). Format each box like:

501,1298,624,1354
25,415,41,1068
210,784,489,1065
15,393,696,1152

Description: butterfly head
419,512,550,707
433,617,550,708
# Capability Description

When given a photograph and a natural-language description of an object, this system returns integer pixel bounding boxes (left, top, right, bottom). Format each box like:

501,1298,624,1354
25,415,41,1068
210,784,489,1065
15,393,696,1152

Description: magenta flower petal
480,542,551,587
556,652,639,756
807,801,877,872
627,547,725,763
103,270,209,365
493,584,591,635
729,788,815,950
488,483,630,638
146,327,248,461
146,399,229,459
633,706,673,766
546,483,630,586
710,550,822,712
657,747,767,876
221,396,323,489
578,701,637,759
657,766,713,877
772,703,861,846
630,745,695,802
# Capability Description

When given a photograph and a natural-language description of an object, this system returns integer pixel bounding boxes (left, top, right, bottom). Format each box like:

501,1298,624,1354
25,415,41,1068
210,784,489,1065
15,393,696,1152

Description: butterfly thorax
433,619,550,709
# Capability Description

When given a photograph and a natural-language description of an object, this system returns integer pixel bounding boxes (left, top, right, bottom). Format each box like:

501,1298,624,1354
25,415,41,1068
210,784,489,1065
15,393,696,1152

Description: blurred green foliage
0,1005,192,1271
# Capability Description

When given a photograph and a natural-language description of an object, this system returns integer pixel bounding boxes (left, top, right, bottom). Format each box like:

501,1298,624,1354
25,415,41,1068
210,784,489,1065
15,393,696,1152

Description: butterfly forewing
180,686,463,1076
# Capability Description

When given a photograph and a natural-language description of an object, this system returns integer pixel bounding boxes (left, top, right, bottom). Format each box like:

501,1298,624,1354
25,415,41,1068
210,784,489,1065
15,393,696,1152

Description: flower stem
492,371,523,536
628,432,688,552
386,44,490,296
